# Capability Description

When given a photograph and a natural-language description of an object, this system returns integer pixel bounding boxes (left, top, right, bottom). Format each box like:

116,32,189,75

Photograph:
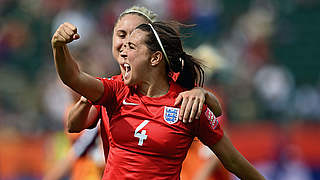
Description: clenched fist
51,22,80,48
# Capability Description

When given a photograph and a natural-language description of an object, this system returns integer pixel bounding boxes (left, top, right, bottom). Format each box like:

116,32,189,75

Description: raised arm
175,87,222,123
51,22,104,102
67,96,100,133
210,134,266,180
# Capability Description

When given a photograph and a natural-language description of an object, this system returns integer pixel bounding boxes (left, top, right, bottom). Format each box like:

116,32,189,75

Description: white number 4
134,120,149,146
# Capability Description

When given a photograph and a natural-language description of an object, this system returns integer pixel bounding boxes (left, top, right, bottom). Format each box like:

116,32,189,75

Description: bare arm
175,87,222,123
204,89,222,117
67,96,100,133
210,134,266,180
51,22,104,102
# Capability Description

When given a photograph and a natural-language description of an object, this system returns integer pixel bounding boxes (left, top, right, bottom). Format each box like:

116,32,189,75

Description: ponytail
174,52,204,90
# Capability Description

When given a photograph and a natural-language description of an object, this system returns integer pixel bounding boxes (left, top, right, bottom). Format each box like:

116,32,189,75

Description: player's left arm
209,134,266,180
174,87,222,123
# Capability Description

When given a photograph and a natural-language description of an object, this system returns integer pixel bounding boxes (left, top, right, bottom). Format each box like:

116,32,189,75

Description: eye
128,42,135,50
117,31,126,39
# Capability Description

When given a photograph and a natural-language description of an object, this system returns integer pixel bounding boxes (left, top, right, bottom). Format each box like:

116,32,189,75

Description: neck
138,73,169,97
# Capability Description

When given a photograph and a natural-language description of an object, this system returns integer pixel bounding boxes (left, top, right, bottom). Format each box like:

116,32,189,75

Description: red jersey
94,75,123,163
94,77,224,180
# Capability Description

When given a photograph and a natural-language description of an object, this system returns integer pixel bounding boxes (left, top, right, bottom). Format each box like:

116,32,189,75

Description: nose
119,43,127,53
120,44,127,59
120,48,128,58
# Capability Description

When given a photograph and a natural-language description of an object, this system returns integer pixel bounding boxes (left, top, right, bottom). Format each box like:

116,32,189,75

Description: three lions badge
164,106,179,124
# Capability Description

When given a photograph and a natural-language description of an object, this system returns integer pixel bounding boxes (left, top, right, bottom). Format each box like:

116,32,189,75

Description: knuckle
72,26,77,31
60,25,66,30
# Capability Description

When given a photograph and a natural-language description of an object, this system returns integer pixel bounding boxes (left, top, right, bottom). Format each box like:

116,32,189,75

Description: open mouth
123,63,131,79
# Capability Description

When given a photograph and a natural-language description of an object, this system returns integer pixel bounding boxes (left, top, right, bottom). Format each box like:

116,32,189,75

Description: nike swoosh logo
123,99,139,106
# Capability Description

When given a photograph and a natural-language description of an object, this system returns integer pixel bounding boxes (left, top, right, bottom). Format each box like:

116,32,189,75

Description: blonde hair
119,6,158,23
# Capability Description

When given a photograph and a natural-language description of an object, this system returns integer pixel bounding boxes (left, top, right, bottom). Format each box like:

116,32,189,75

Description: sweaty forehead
115,14,148,33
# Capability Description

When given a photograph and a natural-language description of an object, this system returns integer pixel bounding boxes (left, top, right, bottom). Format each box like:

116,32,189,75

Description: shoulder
97,74,123,82
95,76,128,100
97,76,125,87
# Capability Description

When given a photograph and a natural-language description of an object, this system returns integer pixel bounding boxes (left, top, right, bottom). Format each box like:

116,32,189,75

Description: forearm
225,151,265,180
51,23,104,102
204,90,222,117
212,135,265,180
52,45,81,88
67,98,95,133
52,46,104,101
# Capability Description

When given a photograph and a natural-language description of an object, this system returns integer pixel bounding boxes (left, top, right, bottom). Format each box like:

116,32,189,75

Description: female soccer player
51,17,265,179
67,6,222,135
65,8,222,170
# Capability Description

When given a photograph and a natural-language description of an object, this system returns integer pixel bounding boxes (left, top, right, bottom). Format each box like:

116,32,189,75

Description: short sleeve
92,77,118,106
194,106,224,146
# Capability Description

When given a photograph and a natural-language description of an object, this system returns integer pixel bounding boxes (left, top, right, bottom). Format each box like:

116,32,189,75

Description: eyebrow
116,30,126,34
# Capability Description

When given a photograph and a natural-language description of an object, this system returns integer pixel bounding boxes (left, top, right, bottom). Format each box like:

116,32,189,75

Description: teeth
124,63,130,72
124,63,130,78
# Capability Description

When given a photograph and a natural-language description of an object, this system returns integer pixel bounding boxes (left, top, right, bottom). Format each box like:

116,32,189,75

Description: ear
150,51,163,66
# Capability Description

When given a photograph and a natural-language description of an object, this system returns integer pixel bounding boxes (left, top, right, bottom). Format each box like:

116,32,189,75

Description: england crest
164,106,179,124
205,108,218,130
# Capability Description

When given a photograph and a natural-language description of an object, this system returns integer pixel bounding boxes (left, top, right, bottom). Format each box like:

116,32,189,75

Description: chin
123,80,130,85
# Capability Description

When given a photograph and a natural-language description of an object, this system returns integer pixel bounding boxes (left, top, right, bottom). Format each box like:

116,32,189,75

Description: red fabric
96,74,123,163
94,78,223,179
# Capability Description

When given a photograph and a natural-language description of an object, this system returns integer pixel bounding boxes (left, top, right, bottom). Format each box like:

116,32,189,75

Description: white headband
148,23,171,71
121,10,154,22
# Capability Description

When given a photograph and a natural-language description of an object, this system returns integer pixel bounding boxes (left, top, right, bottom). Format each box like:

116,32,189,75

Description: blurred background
0,0,319,179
